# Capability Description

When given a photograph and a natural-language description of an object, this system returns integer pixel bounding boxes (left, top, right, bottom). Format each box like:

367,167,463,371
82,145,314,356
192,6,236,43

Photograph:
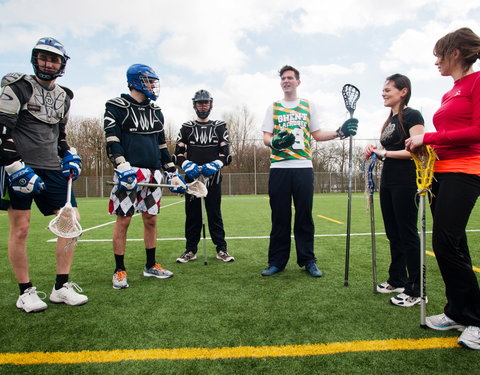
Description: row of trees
67,106,376,180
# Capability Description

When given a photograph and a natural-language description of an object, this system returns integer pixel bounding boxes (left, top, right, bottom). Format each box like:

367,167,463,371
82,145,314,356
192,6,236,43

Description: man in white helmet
0,37,87,312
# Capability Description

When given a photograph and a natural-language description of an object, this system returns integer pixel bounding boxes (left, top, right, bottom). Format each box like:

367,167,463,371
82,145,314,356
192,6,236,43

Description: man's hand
6,160,45,196
182,160,201,179
61,148,82,180
114,162,137,191
201,160,223,177
270,130,295,150
336,118,359,139
164,170,187,194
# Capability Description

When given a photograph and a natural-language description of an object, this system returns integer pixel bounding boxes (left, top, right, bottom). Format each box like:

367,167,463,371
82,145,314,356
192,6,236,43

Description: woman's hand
405,134,425,152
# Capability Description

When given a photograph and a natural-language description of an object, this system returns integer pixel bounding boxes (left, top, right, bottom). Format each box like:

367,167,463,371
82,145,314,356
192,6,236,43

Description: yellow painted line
426,250,479,273
0,338,459,365
317,215,344,224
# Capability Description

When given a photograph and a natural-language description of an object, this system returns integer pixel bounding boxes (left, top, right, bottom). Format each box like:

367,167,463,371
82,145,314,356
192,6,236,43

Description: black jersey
175,120,230,165
103,94,174,170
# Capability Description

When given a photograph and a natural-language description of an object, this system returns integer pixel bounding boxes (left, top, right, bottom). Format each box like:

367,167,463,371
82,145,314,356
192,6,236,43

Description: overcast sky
1,0,479,141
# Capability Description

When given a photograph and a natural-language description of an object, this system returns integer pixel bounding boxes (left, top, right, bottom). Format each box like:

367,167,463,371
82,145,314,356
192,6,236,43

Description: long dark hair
381,73,411,143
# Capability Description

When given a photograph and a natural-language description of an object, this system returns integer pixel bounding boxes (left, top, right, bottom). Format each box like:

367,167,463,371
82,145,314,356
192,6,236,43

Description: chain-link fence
73,172,380,198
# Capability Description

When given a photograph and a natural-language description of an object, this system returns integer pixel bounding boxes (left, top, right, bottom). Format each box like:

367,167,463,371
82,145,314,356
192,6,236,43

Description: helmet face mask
126,64,160,101
31,37,69,81
192,89,213,119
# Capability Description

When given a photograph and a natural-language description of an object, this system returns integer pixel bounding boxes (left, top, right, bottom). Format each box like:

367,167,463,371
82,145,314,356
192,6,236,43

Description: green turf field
0,193,479,374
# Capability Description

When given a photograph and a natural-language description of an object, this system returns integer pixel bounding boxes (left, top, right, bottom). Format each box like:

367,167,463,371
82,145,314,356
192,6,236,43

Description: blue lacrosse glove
336,118,359,139
201,160,223,177
164,169,187,194
114,162,137,191
270,130,295,150
61,148,82,180
181,160,201,180
6,160,45,197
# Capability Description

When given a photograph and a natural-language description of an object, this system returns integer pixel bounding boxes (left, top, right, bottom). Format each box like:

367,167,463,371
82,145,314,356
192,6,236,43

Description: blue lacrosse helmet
31,37,70,81
126,64,160,101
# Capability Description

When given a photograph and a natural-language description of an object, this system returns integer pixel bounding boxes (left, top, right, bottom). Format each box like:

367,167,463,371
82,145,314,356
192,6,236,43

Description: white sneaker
426,313,465,331
390,293,426,307
112,270,129,289
176,251,197,263
49,282,88,306
143,263,173,279
16,287,48,313
216,250,235,262
458,326,480,350
376,281,405,294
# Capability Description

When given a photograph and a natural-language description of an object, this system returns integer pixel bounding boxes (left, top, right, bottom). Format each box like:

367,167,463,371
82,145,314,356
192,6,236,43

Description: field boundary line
0,337,459,365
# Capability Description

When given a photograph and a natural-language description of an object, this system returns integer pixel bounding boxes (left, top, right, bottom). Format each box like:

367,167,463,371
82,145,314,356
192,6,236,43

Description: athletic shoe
143,263,173,279
458,326,480,350
261,265,283,276
390,293,426,307
305,262,323,277
425,313,465,331
16,287,48,313
49,282,88,306
216,250,235,262
176,251,197,263
376,281,405,294
112,270,129,289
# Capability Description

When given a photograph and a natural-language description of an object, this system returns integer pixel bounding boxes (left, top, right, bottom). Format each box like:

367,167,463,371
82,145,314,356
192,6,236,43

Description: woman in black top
365,74,425,307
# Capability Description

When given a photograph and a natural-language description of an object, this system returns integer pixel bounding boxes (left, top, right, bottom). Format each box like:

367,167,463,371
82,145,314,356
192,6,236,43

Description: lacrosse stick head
411,145,437,194
366,153,376,195
342,84,360,117
187,179,208,198
48,203,82,238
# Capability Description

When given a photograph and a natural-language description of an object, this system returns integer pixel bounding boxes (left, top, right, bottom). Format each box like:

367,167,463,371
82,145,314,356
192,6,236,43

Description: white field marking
46,199,183,242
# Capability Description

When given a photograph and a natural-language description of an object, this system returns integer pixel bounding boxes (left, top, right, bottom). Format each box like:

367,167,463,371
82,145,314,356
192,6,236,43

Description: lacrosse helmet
192,89,213,119
31,37,70,81
126,64,160,101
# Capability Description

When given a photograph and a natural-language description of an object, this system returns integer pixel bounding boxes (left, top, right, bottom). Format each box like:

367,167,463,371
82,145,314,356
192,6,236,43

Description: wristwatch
380,149,387,161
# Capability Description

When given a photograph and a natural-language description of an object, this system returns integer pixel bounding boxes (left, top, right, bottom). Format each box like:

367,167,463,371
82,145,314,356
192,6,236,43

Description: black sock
115,254,126,273
19,282,33,295
145,248,156,269
55,274,69,290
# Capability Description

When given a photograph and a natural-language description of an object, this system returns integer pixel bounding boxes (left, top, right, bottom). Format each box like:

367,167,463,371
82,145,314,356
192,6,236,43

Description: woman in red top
406,27,480,351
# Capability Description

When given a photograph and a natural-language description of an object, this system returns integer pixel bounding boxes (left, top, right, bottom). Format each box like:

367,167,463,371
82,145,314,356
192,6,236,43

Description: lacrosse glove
336,118,358,139
5,160,45,197
164,170,187,194
61,148,82,181
182,160,201,180
270,130,295,150
201,160,223,177
114,162,137,191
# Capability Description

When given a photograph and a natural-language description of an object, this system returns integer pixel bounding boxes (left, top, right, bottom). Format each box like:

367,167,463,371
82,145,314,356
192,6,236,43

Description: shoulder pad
182,120,196,128
59,85,74,99
1,73,26,88
212,120,226,127
149,102,161,110
106,97,130,109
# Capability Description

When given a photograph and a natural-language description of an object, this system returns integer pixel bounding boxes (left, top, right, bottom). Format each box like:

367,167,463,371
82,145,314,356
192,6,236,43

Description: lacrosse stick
364,153,378,294
411,145,436,328
48,173,82,249
106,180,208,198
342,83,360,287
197,174,209,266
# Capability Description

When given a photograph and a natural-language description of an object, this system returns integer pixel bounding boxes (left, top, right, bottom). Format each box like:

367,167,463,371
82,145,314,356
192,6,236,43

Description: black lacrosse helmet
192,89,213,119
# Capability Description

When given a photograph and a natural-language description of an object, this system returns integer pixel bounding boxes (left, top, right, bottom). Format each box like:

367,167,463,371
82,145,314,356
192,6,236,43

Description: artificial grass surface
0,193,479,374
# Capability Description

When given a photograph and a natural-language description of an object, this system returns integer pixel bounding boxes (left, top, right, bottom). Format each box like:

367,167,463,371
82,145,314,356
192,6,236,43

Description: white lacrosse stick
48,173,82,239
106,180,208,198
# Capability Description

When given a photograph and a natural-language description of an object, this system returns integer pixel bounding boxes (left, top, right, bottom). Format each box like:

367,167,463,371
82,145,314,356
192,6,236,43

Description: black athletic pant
431,173,480,327
379,184,420,296
267,167,316,269
185,179,227,253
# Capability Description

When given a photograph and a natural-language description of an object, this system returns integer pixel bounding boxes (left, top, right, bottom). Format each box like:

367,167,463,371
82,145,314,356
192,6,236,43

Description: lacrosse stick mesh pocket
48,205,82,238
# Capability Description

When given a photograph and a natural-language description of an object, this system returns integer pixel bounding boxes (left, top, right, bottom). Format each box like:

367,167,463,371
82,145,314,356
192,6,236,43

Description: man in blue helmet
104,63,186,290
0,37,87,312
173,89,234,263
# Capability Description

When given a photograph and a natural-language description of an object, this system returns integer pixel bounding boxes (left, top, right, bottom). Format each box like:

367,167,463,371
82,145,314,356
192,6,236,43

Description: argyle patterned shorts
109,167,163,216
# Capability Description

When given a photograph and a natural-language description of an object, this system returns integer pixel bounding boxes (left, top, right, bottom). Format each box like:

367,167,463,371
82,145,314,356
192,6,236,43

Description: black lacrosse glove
336,118,358,139
270,130,295,150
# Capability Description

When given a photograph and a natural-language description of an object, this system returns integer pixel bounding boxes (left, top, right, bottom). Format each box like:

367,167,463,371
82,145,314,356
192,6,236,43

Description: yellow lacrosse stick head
411,145,437,195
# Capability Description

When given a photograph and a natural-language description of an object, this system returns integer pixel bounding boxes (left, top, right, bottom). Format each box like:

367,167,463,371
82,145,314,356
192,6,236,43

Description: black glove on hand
270,130,295,150
336,118,359,139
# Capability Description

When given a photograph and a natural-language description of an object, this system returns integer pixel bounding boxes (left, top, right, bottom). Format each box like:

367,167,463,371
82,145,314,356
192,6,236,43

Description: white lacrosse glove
164,170,187,194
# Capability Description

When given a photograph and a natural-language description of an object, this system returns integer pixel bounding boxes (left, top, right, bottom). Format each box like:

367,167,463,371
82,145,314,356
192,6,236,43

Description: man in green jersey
260,65,358,277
